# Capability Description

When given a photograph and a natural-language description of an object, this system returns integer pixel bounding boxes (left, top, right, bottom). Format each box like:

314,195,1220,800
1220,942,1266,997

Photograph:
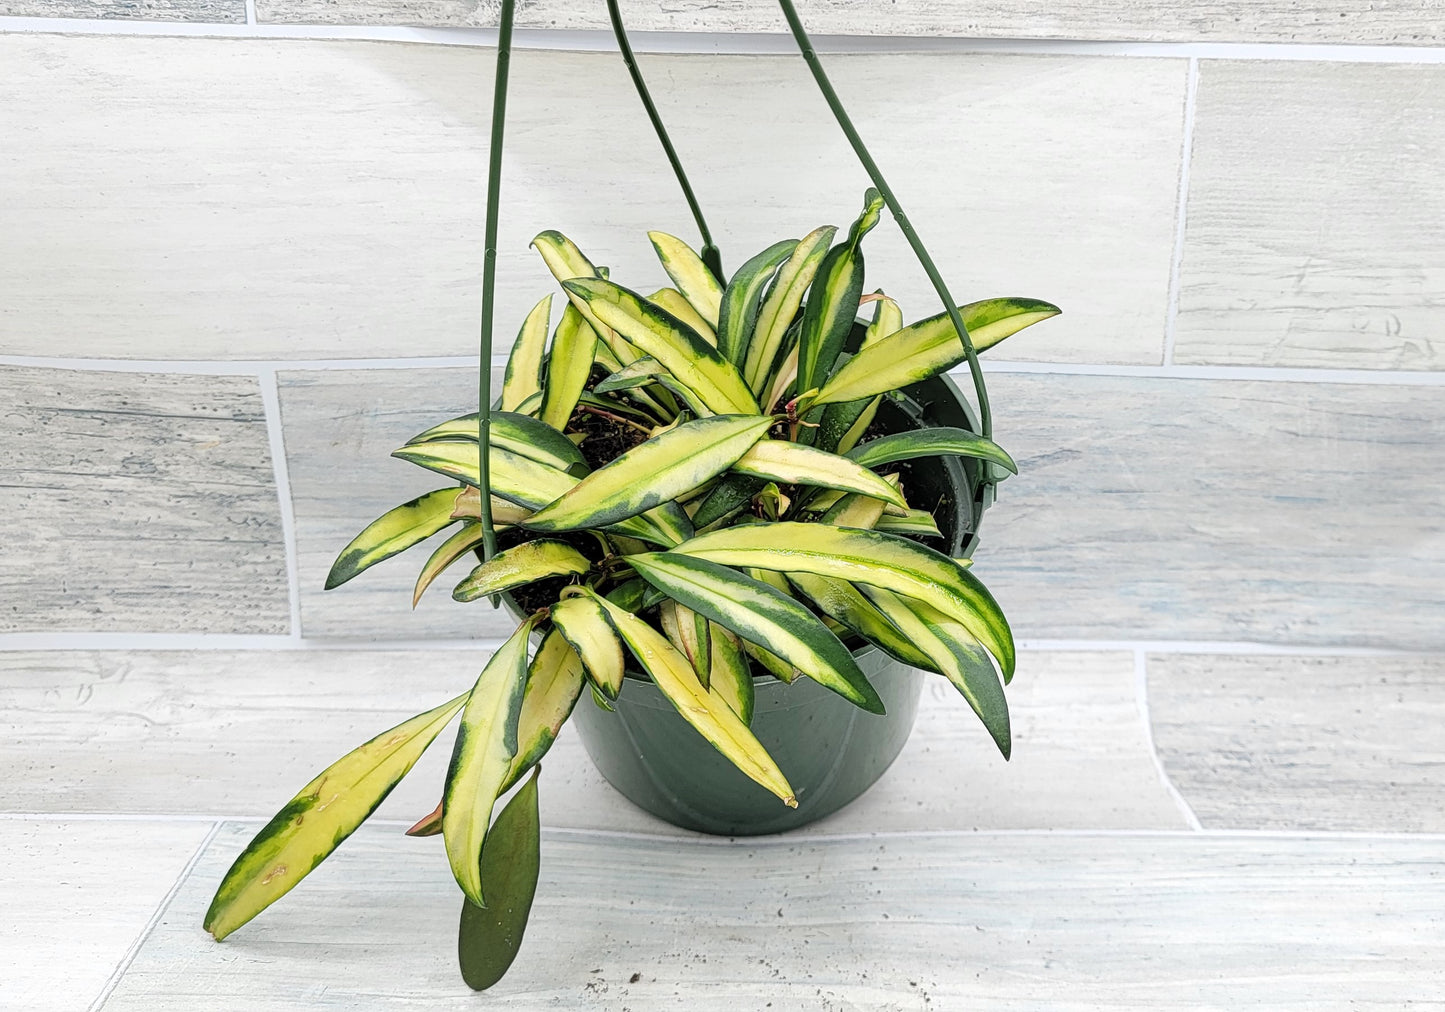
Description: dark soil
567,404,650,470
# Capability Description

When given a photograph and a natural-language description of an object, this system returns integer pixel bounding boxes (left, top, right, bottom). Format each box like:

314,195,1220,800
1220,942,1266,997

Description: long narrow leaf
550,594,625,698
648,232,723,326
532,230,640,366
863,587,1011,757
649,288,717,345
501,295,552,411
406,411,587,474
797,189,884,396
522,415,773,533
744,225,836,394
818,292,899,453
540,303,599,431
502,630,586,791
451,540,591,602
627,553,883,713
457,766,541,991
847,426,1017,474
807,298,1062,409
442,618,536,906
563,279,758,414
707,623,754,724
717,239,796,367
588,590,796,806
414,523,487,606
786,573,932,669
204,691,468,939
326,487,463,590
732,440,906,509
671,522,1014,680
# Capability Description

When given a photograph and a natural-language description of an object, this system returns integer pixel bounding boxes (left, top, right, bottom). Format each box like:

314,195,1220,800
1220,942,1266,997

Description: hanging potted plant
201,0,1059,991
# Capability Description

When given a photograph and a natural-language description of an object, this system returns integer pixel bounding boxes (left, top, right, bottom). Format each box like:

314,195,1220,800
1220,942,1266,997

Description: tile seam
85,819,223,1012
258,368,304,642
1161,56,1199,367
4,19,1445,61
1134,649,1204,830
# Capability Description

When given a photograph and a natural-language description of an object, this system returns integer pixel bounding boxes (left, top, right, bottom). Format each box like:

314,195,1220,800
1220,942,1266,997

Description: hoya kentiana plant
204,189,1059,986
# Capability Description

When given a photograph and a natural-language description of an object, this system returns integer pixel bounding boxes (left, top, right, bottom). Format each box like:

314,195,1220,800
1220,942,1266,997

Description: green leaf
648,231,724,326
563,278,759,415
862,587,1011,758
414,523,487,607
707,623,753,724
204,691,467,940
626,553,883,713
532,230,639,366
458,765,542,991
786,573,933,669
649,288,718,345
550,593,625,698
808,297,1062,409
540,303,599,431
522,414,773,533
731,440,906,509
743,225,836,394
690,473,763,530
671,522,1014,680
796,189,884,397
593,356,667,394
660,599,711,688
451,540,592,603
717,239,797,367
406,410,586,475
502,630,586,791
875,509,943,538
817,292,898,452
587,590,796,806
501,295,552,411
847,426,1017,475
326,487,463,590
818,487,891,531
443,618,536,907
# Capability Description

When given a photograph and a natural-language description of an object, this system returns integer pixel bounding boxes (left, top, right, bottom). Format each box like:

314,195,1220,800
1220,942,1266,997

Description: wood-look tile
1,34,1179,365
257,0,1445,45
0,649,1183,833
106,825,1445,1008
1148,653,1445,831
277,367,519,641
0,819,214,1012
0,367,288,635
971,372,1445,649
0,0,244,20
1176,61,1445,370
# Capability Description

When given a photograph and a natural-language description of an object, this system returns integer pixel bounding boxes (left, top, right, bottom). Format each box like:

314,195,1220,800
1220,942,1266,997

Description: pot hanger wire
475,0,997,560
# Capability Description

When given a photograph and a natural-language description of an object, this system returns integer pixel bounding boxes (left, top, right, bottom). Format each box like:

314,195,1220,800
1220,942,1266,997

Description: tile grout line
1134,649,1204,831
85,819,223,1012
258,368,304,642
1161,56,1200,368
4,18,1445,61
4,353,1444,385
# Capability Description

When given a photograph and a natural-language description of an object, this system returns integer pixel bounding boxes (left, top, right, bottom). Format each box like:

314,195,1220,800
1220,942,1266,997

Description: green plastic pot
570,370,994,836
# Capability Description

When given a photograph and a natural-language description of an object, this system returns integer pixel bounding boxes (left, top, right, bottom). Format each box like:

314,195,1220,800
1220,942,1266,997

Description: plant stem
606,0,724,283
476,0,516,561
773,0,992,442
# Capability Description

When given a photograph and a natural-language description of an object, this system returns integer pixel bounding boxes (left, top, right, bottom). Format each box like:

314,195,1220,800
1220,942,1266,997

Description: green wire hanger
476,0,994,560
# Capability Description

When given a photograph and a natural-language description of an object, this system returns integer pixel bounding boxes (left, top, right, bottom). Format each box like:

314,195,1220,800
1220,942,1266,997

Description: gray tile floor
4,647,1441,1009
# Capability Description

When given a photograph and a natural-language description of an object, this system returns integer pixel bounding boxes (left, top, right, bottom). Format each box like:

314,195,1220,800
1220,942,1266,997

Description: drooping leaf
563,279,759,415
502,630,586,791
450,487,535,526
404,411,587,475
540,303,599,431
414,523,487,606
847,426,1017,475
731,440,906,509
660,599,711,688
671,522,1014,680
593,356,667,394
717,239,797,367
522,414,773,533
862,587,1011,757
458,765,542,991
648,231,724,325
451,540,592,603
587,590,796,806
442,618,536,907
875,509,944,538
796,189,884,397
743,225,836,395
707,623,754,724
549,593,625,698
326,487,464,590
501,295,553,411
807,298,1062,409
204,691,468,939
626,553,883,713
786,573,932,669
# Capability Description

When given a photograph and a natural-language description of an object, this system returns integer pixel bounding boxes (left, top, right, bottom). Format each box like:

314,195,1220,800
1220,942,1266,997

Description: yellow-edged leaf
502,629,586,791
743,225,836,394
648,231,723,327
649,287,717,345
501,295,552,411
540,303,599,431
707,622,754,724
451,539,591,602
326,487,464,590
